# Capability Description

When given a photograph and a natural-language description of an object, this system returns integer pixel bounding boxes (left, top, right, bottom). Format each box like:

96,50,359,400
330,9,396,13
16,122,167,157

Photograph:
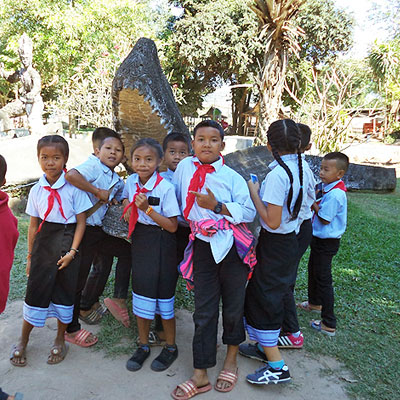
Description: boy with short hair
161,131,190,182
0,154,23,400
171,120,256,398
65,133,131,346
302,151,349,336
79,127,130,325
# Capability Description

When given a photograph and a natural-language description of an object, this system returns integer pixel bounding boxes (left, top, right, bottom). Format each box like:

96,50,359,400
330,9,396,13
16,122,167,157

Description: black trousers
0,388,8,400
192,239,248,369
245,229,298,331
80,248,130,311
307,236,340,329
67,226,131,333
282,219,313,333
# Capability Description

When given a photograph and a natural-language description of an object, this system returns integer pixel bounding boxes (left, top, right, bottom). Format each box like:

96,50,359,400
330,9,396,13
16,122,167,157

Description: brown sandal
10,344,27,367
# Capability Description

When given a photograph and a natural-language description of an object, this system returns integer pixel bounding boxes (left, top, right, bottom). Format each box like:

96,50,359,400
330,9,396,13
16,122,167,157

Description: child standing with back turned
172,120,256,399
241,119,303,385
10,135,91,366
299,152,349,336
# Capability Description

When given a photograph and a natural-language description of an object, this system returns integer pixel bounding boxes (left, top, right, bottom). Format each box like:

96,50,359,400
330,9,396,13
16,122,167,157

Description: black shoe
239,342,268,362
126,346,150,371
150,345,178,372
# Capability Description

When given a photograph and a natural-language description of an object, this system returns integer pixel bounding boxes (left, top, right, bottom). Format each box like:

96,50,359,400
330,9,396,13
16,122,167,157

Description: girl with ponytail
240,119,303,385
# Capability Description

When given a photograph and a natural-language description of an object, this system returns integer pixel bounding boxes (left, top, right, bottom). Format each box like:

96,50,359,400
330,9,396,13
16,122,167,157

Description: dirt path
0,301,351,400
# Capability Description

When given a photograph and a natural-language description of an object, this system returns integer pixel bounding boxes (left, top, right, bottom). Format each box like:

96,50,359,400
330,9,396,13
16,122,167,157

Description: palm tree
250,0,304,141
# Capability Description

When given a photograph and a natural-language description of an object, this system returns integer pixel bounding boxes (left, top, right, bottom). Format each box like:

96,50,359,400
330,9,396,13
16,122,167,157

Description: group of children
1,118,349,399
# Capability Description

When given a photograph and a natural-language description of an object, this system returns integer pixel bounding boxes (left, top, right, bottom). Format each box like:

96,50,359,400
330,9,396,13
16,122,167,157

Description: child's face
96,137,124,169
131,145,161,183
192,127,224,164
319,159,345,184
38,145,66,184
164,140,189,171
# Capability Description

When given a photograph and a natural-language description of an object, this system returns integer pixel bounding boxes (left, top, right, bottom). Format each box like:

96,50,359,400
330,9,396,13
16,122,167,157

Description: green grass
8,180,400,399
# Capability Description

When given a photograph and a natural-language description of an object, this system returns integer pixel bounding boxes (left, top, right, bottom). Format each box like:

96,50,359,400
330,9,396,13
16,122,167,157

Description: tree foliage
0,0,163,118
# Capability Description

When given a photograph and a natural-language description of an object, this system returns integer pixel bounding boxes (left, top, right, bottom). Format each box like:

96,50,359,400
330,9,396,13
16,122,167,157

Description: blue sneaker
239,342,268,362
246,364,291,385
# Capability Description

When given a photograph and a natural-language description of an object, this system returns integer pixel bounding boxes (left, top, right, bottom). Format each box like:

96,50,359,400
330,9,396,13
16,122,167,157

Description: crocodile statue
112,37,190,172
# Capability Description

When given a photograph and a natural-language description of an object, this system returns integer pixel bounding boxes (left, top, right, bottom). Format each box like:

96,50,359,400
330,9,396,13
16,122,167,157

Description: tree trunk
68,114,76,138
256,44,288,143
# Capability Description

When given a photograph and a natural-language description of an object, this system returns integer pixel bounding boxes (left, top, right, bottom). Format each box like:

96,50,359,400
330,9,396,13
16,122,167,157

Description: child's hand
110,198,119,205
190,188,217,210
247,179,260,194
26,259,31,277
135,193,149,212
123,207,132,222
95,188,109,203
57,253,73,270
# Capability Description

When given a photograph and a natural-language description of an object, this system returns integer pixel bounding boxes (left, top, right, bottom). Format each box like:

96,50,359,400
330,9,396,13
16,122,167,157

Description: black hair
0,154,7,184
92,127,120,145
130,138,163,160
99,135,125,153
37,135,69,168
297,123,312,150
267,119,303,220
323,152,349,173
193,119,224,139
162,131,190,152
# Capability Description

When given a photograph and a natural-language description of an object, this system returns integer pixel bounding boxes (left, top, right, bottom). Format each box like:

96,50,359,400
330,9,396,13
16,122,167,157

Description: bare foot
111,298,127,309
10,342,27,367
47,337,68,364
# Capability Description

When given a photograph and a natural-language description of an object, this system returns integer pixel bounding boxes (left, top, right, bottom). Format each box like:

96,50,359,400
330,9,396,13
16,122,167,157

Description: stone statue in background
0,34,44,136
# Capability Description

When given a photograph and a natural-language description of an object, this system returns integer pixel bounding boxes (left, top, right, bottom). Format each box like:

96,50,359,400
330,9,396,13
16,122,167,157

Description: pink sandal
64,329,98,347
104,298,130,327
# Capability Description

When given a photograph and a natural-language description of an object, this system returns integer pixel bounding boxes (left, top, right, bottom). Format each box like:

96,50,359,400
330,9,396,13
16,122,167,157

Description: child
144,132,191,346
0,155,23,400
241,119,303,385
279,123,316,349
122,138,180,372
171,120,256,398
0,155,19,315
79,127,130,326
10,135,91,366
300,152,349,336
65,133,131,346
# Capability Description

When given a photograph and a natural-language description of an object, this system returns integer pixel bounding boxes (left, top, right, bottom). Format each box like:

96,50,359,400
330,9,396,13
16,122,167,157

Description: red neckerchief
122,173,163,238
37,186,67,233
183,156,225,221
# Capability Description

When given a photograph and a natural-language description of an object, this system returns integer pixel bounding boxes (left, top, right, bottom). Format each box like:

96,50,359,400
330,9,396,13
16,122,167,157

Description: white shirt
73,155,124,226
260,154,301,234
173,156,256,263
296,155,316,233
123,171,180,226
312,179,347,239
26,172,92,223
160,169,174,182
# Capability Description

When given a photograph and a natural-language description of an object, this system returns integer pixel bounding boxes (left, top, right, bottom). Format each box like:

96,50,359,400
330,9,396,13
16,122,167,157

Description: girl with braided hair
240,119,304,385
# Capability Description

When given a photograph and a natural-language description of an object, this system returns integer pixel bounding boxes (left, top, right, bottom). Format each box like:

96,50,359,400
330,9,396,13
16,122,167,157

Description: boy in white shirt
171,120,256,398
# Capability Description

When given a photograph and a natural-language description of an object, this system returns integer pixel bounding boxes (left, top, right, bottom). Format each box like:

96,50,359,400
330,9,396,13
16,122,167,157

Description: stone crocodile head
112,38,190,170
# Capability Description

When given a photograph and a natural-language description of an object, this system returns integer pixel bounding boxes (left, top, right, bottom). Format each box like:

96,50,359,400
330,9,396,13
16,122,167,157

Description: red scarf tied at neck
37,186,67,233
122,173,163,238
183,161,219,220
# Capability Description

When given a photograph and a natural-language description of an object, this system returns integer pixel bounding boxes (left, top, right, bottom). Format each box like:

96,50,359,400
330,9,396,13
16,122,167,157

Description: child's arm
135,193,178,233
65,169,109,203
122,198,131,222
57,212,87,270
26,216,40,277
190,188,232,217
248,180,282,230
